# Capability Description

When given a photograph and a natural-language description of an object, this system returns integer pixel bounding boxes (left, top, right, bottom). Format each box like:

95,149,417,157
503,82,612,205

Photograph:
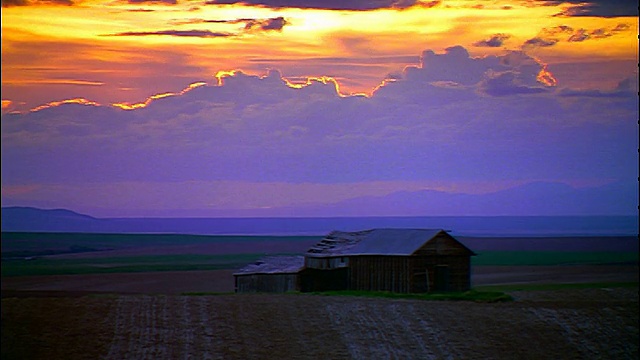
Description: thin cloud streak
202,0,435,11
106,29,235,38
172,16,289,31
2,0,72,7
127,0,177,4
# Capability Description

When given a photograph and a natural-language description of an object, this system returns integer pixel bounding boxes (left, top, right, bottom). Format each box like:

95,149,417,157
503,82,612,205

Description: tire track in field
194,297,216,360
100,293,637,360
105,296,175,359
530,306,639,360
179,297,195,359
324,302,361,359
325,300,456,360
105,296,134,359
396,303,457,359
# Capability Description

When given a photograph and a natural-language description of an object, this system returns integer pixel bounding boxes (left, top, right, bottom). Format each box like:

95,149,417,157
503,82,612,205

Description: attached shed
303,229,476,293
234,256,304,293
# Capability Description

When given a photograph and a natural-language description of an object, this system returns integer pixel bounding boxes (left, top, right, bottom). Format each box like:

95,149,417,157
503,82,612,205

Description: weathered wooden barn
234,229,476,293
303,229,476,293
233,256,304,293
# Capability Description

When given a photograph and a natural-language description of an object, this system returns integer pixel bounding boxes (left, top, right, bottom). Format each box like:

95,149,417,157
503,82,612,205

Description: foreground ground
2,287,638,360
2,234,638,359
2,265,638,295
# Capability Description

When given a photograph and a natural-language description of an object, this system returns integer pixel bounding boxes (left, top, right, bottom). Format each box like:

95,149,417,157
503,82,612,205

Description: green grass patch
309,289,513,302
180,292,233,296
472,251,638,266
474,281,639,292
1,232,321,259
1,253,267,276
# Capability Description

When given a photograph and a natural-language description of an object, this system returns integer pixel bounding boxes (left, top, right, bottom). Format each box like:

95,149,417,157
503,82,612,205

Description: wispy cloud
567,23,630,42
523,23,630,48
173,16,288,32
107,29,234,38
127,0,177,4
523,37,558,48
2,0,72,7
473,33,510,48
202,0,435,11
245,16,287,31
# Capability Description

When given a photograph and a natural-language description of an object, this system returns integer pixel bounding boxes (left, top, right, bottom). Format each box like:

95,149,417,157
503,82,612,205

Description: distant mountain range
1,207,105,233
1,180,637,235
267,181,637,217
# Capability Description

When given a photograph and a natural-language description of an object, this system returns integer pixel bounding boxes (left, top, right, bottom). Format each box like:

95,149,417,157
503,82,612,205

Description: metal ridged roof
306,228,445,256
233,255,305,275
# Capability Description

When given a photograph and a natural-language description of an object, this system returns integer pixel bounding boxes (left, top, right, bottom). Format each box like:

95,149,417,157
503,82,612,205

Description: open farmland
2,288,638,360
2,233,637,278
2,233,638,359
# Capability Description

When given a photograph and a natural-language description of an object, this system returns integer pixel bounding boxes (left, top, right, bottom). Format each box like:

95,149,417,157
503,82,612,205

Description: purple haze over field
1,46,638,218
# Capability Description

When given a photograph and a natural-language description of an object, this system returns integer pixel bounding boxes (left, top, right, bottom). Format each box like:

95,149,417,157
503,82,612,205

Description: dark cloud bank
540,0,639,17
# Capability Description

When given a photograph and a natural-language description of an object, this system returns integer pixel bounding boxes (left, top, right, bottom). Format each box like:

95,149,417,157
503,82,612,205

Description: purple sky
1,46,638,217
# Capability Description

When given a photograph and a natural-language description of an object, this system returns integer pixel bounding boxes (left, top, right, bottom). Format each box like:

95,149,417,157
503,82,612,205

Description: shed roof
233,255,305,276
305,228,468,257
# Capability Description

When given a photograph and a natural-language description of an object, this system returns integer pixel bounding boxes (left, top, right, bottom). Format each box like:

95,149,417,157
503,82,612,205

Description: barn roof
233,255,305,276
305,228,472,257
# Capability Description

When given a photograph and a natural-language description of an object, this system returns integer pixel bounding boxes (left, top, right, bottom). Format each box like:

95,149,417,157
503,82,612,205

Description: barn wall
311,254,472,293
300,268,348,292
346,255,472,293
348,256,411,293
439,255,471,292
411,255,471,292
234,273,300,293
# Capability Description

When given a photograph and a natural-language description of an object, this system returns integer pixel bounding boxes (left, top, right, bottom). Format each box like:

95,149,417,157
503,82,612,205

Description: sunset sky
1,0,638,217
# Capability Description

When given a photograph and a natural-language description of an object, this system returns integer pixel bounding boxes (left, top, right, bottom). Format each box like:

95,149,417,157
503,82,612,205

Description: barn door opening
434,265,450,292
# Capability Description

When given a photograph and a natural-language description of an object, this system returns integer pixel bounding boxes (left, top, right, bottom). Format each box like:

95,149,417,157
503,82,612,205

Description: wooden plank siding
347,255,470,293
348,256,411,293
411,255,471,292
235,273,300,293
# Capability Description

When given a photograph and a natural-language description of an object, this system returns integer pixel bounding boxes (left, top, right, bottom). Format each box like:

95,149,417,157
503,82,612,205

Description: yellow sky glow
1,0,637,112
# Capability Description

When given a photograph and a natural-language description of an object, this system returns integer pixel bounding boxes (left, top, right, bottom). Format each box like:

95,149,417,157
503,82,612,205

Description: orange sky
1,0,638,112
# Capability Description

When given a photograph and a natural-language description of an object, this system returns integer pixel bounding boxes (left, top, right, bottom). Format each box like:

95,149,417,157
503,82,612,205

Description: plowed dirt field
2,288,638,360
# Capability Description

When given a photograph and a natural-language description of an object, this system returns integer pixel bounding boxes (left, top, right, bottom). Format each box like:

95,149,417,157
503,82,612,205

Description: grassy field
307,289,514,302
1,254,268,277
2,232,638,277
1,232,321,258
3,250,637,277
474,281,640,292
472,251,639,266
